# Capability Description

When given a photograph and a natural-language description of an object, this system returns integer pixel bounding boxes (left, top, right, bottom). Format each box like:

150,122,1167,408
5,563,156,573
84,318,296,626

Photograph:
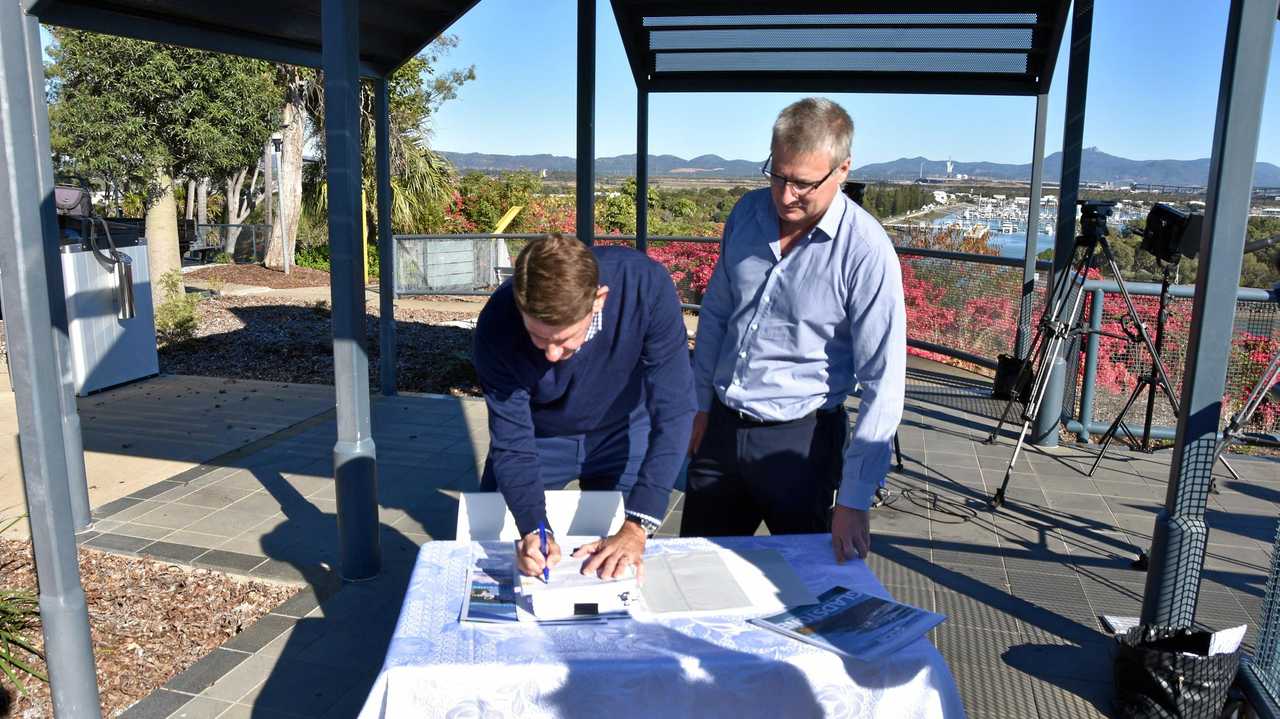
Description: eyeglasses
760,154,839,197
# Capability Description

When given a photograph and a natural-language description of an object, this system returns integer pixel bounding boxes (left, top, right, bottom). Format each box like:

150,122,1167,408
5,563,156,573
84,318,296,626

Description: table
358,535,964,718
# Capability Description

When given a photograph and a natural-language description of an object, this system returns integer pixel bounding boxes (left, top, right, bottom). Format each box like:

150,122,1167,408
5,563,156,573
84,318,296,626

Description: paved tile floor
72,363,1279,719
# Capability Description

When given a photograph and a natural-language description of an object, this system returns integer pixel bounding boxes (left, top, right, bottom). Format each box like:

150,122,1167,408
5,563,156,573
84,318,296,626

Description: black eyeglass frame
760,154,841,196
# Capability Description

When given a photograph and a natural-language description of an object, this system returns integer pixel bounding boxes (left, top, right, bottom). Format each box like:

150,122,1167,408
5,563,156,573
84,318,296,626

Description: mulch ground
185,264,332,289
158,295,484,397
0,540,297,718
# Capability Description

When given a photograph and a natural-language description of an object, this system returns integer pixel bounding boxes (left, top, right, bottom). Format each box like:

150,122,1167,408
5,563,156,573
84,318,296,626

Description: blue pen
538,521,550,583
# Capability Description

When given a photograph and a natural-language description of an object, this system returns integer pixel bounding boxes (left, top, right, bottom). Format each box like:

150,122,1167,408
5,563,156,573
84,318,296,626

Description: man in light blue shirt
683,98,906,563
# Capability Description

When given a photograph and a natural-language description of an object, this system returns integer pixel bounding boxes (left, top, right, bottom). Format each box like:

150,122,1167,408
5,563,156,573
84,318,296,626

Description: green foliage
48,30,282,205
303,37,474,235
861,184,931,220
154,270,200,345
0,516,47,696
295,243,331,273
292,238,381,279
211,251,233,265
460,171,541,231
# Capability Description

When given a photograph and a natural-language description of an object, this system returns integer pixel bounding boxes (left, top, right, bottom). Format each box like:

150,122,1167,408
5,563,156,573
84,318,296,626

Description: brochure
749,585,945,662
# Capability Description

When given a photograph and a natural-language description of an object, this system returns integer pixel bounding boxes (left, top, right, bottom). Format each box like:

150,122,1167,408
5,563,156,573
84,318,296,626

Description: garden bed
0,539,296,717
185,264,332,290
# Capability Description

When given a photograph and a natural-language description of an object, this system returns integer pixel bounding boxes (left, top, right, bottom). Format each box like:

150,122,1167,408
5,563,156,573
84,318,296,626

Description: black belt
721,401,842,426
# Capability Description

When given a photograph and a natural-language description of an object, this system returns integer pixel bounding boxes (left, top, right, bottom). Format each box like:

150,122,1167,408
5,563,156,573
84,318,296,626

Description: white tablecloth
358,534,964,719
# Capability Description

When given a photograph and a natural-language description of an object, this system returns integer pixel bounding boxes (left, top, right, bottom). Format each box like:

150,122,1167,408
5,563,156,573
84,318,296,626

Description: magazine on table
749,585,945,662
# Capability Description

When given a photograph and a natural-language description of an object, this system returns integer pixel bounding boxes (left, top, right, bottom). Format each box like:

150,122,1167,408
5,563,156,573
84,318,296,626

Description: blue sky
426,0,1280,167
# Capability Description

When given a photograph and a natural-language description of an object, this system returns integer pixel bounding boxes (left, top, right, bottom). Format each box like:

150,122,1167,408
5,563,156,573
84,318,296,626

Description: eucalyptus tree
48,29,281,299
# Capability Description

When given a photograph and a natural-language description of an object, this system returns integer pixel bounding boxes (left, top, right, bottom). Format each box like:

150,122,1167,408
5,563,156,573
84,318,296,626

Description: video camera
1138,203,1202,264
1077,200,1115,246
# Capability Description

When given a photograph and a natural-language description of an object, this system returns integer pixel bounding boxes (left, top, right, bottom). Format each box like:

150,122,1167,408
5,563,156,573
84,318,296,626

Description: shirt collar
758,189,849,245
583,308,603,344
812,191,849,242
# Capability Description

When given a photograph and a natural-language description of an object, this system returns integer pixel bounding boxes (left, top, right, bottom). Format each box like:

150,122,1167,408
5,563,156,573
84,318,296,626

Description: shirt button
738,351,747,359
750,323,758,331
763,297,771,304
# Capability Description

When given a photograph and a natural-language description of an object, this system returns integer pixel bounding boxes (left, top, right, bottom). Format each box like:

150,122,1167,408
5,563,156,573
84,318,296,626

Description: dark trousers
480,403,650,493
680,399,848,537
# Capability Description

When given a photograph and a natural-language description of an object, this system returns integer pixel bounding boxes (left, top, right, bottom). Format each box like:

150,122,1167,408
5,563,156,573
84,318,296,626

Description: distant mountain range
441,151,763,178
440,147,1280,187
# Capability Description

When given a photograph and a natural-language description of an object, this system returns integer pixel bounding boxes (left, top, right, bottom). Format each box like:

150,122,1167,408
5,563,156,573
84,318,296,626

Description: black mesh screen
649,27,1034,51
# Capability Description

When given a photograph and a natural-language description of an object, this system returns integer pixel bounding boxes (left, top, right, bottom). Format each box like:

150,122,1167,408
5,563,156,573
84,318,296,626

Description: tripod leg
1088,378,1149,476
991,419,1034,509
988,242,1094,445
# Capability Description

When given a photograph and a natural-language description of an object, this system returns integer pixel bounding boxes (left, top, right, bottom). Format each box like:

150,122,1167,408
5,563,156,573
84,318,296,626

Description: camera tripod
1084,261,1241,479
986,202,1180,509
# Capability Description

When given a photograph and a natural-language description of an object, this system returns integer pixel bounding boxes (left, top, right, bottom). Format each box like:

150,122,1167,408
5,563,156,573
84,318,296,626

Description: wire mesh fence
1071,289,1279,438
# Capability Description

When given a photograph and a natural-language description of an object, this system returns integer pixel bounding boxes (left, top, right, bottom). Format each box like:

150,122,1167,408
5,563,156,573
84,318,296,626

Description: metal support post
1142,0,1278,628
1033,0,1093,447
323,0,380,581
0,5,101,715
575,0,595,246
1015,93,1049,360
22,3,89,528
1076,288,1104,443
636,88,648,253
375,79,396,397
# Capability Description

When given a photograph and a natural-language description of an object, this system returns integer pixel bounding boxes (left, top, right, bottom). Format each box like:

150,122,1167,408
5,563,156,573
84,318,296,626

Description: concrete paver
1,374,334,539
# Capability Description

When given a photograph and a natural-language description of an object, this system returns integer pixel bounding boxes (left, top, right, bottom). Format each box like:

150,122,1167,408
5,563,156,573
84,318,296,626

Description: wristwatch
625,514,660,537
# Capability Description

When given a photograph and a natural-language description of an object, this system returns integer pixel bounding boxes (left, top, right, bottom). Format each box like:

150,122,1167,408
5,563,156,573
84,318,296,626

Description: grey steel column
1033,0,1093,447
636,88,648,253
1142,0,1277,627
375,79,396,397
1014,93,1049,361
23,3,89,529
323,0,380,581
575,0,595,246
0,6,101,715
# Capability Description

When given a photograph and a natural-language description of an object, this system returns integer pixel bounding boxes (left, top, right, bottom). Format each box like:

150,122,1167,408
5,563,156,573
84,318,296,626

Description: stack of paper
517,550,638,621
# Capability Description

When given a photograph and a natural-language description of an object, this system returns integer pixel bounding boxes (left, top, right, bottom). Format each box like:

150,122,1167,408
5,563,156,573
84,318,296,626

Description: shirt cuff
624,509,663,528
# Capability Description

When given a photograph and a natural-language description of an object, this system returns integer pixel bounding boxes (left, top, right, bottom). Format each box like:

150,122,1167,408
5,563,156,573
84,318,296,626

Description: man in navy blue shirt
473,233,694,579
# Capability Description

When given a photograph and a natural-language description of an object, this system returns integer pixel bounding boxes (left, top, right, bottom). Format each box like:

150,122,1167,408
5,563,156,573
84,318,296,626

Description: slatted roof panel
24,0,480,77
611,1,1072,95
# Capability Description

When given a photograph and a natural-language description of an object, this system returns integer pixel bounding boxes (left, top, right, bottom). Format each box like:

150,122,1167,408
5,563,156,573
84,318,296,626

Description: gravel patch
159,295,483,397
0,539,297,718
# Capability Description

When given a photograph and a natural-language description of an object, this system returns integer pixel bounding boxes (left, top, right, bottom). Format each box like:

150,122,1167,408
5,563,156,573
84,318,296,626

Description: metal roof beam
647,71,1038,95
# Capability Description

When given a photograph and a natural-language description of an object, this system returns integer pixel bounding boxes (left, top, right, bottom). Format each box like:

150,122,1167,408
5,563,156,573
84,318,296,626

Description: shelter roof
610,1,1073,95
24,0,480,76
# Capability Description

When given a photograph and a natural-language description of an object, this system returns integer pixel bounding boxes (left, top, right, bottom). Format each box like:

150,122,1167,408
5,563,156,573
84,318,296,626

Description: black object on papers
749,585,945,662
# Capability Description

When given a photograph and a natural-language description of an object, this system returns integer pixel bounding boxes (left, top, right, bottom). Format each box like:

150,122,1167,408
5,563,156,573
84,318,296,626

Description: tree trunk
145,171,182,308
223,166,259,256
197,177,209,226
184,179,196,221
265,92,304,271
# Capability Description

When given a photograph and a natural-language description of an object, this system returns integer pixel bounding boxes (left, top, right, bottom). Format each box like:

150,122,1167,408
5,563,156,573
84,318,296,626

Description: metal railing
1065,280,1279,442
1244,521,1280,716
188,223,270,263
390,233,1279,445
